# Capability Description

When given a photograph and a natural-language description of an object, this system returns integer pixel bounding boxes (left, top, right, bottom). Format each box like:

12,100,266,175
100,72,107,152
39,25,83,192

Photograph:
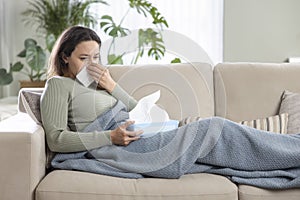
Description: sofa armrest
0,113,46,200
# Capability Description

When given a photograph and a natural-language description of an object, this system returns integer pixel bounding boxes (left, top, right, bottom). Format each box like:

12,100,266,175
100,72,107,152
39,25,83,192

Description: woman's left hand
87,63,116,93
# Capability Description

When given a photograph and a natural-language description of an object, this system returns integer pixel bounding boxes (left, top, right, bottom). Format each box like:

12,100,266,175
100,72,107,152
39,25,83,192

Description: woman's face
64,40,100,78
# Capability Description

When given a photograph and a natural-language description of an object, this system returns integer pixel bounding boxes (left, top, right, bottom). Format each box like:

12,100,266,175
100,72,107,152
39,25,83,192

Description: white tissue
128,90,178,138
129,90,169,123
76,67,95,87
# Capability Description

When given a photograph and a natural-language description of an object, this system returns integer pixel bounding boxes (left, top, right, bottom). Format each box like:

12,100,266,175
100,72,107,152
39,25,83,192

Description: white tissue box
127,120,179,138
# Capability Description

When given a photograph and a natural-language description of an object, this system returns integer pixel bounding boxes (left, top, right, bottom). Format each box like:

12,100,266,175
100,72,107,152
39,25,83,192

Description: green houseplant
0,38,46,87
99,0,169,64
22,0,172,64
0,0,104,87
22,0,107,52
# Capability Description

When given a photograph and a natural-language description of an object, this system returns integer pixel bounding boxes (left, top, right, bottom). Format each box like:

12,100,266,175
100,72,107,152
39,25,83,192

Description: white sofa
1,62,300,200
0,96,18,121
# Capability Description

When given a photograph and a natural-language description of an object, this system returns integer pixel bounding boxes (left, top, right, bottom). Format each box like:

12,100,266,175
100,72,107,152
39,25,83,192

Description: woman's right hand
87,63,116,93
110,121,143,146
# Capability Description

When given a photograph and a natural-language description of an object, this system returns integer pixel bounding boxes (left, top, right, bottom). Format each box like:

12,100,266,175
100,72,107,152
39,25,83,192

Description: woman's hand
110,121,143,146
87,63,116,93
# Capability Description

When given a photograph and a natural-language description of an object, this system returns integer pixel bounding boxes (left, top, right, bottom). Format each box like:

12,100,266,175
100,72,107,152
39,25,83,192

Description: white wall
224,0,300,62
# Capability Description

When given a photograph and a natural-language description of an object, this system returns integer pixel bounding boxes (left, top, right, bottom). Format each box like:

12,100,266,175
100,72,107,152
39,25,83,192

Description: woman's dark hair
48,26,101,78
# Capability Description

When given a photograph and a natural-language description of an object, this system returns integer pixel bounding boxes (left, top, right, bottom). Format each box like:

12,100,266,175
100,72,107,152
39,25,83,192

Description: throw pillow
179,114,288,134
20,90,42,124
238,113,288,134
279,90,300,134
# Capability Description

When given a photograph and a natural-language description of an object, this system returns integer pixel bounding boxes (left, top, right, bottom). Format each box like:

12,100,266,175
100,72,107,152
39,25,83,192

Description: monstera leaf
0,68,13,85
100,15,130,37
108,54,124,64
0,62,24,85
128,0,168,27
26,45,46,71
138,28,165,60
46,33,56,52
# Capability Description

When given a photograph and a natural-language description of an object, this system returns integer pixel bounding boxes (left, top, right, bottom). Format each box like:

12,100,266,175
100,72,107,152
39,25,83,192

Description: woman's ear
62,53,69,64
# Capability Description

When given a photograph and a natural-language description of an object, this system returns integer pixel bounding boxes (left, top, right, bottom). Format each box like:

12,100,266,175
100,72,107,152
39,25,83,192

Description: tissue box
127,120,179,138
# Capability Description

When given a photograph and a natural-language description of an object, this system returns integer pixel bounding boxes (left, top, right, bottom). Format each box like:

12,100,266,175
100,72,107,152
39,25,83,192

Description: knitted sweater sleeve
40,78,112,153
111,84,137,111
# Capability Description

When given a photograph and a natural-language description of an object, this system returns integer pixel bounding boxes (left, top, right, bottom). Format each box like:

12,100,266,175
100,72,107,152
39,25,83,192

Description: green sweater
40,76,137,153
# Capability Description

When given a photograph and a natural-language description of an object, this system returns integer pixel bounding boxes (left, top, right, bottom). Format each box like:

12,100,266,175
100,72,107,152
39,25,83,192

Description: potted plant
22,0,107,52
1,0,102,88
0,38,46,88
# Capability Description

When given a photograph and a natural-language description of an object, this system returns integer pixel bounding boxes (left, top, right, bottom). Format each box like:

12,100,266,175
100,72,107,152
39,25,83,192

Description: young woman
41,26,143,153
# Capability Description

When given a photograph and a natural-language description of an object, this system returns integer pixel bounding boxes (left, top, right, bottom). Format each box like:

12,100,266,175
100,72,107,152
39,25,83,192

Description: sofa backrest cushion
18,63,214,123
214,63,300,122
109,62,214,120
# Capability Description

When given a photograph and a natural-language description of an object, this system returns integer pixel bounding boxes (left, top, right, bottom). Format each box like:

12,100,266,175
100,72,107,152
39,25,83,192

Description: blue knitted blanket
51,101,300,189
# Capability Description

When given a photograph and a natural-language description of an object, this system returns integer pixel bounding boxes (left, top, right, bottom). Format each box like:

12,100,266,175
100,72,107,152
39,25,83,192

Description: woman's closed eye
80,57,89,61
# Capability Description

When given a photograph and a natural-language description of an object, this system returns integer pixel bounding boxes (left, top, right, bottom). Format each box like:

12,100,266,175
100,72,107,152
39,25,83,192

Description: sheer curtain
92,0,223,65
0,0,4,98
0,0,9,98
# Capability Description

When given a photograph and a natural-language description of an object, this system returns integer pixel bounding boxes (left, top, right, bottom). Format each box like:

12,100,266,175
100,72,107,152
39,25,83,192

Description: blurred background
1,0,300,119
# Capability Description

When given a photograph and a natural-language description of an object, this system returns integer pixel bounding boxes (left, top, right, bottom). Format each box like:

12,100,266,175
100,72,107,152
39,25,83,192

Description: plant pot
19,80,46,89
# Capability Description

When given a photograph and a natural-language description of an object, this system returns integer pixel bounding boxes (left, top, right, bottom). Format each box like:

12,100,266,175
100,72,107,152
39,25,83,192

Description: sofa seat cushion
36,170,237,200
239,185,300,200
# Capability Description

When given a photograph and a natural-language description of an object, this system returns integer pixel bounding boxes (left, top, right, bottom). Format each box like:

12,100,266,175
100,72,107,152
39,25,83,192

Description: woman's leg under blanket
196,117,300,171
